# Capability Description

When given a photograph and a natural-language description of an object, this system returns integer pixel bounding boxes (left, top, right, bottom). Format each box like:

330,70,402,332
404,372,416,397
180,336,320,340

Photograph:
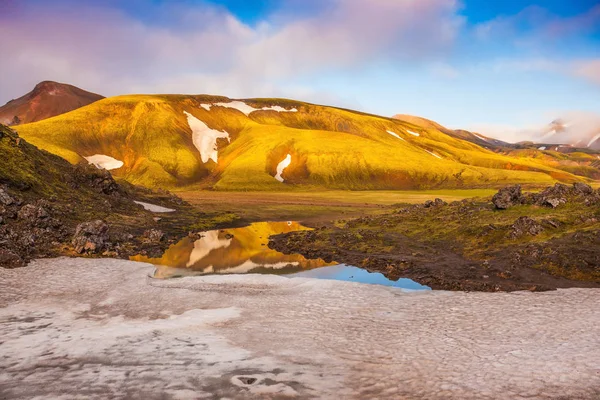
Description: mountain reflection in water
131,221,334,279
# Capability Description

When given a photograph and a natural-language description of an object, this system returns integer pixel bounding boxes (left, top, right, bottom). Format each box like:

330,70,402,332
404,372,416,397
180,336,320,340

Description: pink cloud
573,60,600,85
0,0,462,104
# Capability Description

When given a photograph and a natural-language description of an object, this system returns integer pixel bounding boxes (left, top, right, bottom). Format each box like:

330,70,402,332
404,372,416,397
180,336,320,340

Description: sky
0,0,599,141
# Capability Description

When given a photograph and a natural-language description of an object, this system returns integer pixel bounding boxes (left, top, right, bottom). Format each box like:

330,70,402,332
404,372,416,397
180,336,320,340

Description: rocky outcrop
424,198,448,208
0,187,15,206
72,220,109,254
143,229,165,243
508,217,544,239
492,185,524,209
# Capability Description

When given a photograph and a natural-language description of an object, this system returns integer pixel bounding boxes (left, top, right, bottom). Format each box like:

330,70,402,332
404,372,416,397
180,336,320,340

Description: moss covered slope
15,95,596,190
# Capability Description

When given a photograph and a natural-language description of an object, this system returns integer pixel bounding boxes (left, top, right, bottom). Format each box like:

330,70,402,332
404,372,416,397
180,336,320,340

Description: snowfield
386,130,406,141
202,101,298,116
184,111,230,163
425,149,443,159
275,154,292,182
0,258,599,399
84,154,124,170
133,201,176,213
406,129,420,137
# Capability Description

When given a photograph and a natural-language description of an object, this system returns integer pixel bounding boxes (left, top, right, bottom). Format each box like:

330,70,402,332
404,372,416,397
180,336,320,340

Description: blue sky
1,0,599,140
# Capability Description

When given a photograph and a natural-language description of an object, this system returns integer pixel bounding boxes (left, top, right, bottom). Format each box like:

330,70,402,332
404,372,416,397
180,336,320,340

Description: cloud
573,59,600,85
0,0,463,105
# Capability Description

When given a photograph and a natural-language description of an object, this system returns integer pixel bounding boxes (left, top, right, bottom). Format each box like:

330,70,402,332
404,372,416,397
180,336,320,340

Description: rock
424,198,447,208
573,182,593,195
545,198,561,208
17,204,49,222
153,217,162,222
72,220,109,254
143,229,165,242
225,233,234,239
492,185,524,209
433,198,447,207
0,249,25,268
0,187,15,206
508,217,543,239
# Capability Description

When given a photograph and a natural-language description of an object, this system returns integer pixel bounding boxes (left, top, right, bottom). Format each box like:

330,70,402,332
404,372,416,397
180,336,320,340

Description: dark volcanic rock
425,198,448,208
17,204,49,222
71,164,120,195
72,220,109,254
492,185,524,209
143,229,165,243
509,217,544,239
0,187,15,206
0,249,25,268
573,182,594,195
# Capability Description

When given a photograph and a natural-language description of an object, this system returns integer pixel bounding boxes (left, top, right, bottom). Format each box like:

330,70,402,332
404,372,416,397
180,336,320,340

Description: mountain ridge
0,81,104,125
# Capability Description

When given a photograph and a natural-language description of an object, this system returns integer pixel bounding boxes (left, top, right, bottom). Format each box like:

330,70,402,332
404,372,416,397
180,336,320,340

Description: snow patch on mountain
587,133,600,147
133,201,175,213
206,101,298,116
183,111,230,164
425,150,442,159
84,154,124,170
275,154,292,182
386,130,406,141
406,129,420,137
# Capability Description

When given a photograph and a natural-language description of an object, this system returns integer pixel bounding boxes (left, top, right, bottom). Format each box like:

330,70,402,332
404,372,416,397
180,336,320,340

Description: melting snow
425,150,443,159
386,130,406,141
538,146,547,150
206,101,298,116
1,257,599,399
406,129,420,137
84,154,124,171
200,104,211,111
473,133,488,142
275,154,292,183
183,111,230,163
587,133,600,147
133,201,175,213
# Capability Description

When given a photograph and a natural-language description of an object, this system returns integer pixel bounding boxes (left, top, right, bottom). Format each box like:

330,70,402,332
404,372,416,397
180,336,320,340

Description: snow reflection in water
133,221,429,289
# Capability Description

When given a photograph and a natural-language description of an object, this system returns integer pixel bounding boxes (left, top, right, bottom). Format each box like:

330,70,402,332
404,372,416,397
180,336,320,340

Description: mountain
13,94,597,191
0,81,104,125
393,114,600,180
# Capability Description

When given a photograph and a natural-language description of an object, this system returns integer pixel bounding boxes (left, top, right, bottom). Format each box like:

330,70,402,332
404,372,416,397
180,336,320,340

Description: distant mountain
392,114,511,149
534,117,600,151
12,94,597,190
0,81,104,125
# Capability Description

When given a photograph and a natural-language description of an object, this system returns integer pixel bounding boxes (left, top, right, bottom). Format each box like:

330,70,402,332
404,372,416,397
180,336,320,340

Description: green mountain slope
15,94,594,190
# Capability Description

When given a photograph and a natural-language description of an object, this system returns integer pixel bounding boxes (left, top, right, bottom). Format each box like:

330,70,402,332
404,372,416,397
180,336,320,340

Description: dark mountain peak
0,81,104,125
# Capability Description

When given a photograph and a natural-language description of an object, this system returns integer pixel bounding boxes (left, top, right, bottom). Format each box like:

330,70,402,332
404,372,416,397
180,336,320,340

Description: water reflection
289,264,431,290
132,221,334,279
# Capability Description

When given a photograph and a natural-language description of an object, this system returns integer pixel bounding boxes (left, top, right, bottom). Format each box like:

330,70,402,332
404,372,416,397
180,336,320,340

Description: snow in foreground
84,154,124,170
0,258,599,400
133,201,175,213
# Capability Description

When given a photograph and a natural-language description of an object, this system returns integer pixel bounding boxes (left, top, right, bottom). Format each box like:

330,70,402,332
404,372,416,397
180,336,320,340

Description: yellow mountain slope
15,94,591,190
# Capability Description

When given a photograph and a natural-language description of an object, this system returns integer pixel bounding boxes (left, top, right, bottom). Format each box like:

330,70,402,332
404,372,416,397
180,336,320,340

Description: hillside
0,123,230,267
393,114,600,180
14,94,597,191
0,81,104,125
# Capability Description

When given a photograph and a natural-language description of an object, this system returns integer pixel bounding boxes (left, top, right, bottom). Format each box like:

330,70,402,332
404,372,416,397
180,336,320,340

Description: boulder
72,220,109,254
533,183,570,208
424,198,448,208
492,185,524,209
143,229,165,242
17,204,49,222
0,187,15,206
0,249,25,268
508,217,543,239
573,182,593,195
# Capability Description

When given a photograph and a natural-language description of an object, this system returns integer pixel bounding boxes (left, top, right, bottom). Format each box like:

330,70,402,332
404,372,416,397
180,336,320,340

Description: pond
133,221,430,290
